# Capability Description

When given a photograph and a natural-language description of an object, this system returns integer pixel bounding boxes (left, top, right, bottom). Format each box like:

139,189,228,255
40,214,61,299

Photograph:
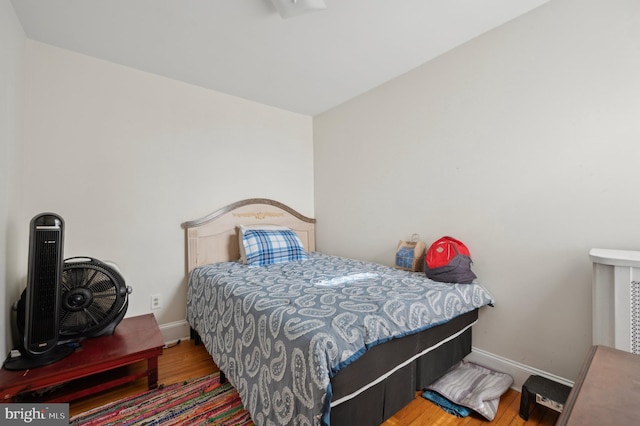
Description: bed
183,199,494,426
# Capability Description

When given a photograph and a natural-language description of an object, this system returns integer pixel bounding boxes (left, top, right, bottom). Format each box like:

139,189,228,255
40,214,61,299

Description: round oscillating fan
58,257,132,340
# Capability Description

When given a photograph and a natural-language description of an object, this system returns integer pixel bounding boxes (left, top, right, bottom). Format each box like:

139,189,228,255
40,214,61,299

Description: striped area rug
70,373,254,425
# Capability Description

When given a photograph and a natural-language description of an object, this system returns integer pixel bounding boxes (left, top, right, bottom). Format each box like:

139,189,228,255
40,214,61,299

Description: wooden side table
556,345,640,425
0,313,164,402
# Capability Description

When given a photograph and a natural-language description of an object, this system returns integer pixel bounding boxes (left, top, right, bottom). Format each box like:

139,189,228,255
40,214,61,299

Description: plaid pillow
242,229,308,266
238,225,290,264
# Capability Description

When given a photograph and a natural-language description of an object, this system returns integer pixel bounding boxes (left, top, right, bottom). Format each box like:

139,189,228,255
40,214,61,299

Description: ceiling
11,0,550,116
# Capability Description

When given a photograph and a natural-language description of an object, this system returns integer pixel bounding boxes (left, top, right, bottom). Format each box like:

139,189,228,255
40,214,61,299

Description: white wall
9,40,314,343
314,0,640,382
0,0,25,357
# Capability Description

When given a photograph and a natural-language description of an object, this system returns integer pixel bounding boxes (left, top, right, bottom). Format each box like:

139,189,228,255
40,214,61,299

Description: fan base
3,344,75,371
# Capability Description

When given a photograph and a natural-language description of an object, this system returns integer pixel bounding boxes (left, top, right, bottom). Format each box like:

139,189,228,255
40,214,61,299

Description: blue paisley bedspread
186,252,494,426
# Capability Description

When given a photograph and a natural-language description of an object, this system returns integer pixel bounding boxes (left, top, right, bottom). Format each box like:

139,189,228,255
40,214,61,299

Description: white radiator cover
590,248,640,354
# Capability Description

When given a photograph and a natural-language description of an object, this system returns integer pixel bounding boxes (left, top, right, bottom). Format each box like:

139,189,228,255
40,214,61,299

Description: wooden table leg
147,356,159,390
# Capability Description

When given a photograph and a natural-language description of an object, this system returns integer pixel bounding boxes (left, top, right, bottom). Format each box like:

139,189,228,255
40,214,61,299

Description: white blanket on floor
425,361,513,421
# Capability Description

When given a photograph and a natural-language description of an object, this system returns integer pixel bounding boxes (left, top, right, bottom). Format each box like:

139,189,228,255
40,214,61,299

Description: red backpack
424,236,477,284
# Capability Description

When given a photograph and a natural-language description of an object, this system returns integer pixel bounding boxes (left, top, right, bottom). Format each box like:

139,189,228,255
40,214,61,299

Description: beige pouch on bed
395,234,426,272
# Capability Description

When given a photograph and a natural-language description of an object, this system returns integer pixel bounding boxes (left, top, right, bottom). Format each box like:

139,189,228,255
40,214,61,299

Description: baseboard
158,320,191,346
465,346,574,391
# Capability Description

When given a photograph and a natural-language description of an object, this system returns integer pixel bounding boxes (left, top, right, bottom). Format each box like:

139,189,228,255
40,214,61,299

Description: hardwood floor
381,388,558,426
69,339,219,417
70,341,558,425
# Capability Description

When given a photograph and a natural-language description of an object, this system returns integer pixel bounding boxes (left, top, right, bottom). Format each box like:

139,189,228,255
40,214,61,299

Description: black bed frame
191,309,476,425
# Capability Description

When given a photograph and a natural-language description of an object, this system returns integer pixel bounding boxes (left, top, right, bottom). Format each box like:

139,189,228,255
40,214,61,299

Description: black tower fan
4,213,75,370
5,215,133,371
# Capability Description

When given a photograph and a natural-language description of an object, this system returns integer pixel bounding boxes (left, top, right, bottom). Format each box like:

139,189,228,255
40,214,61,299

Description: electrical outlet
150,294,162,310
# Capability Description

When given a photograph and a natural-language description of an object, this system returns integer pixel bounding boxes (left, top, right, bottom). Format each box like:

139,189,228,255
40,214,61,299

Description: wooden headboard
182,198,316,273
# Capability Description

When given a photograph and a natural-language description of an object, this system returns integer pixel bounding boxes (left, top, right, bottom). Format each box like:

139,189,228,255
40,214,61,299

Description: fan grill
58,258,129,339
